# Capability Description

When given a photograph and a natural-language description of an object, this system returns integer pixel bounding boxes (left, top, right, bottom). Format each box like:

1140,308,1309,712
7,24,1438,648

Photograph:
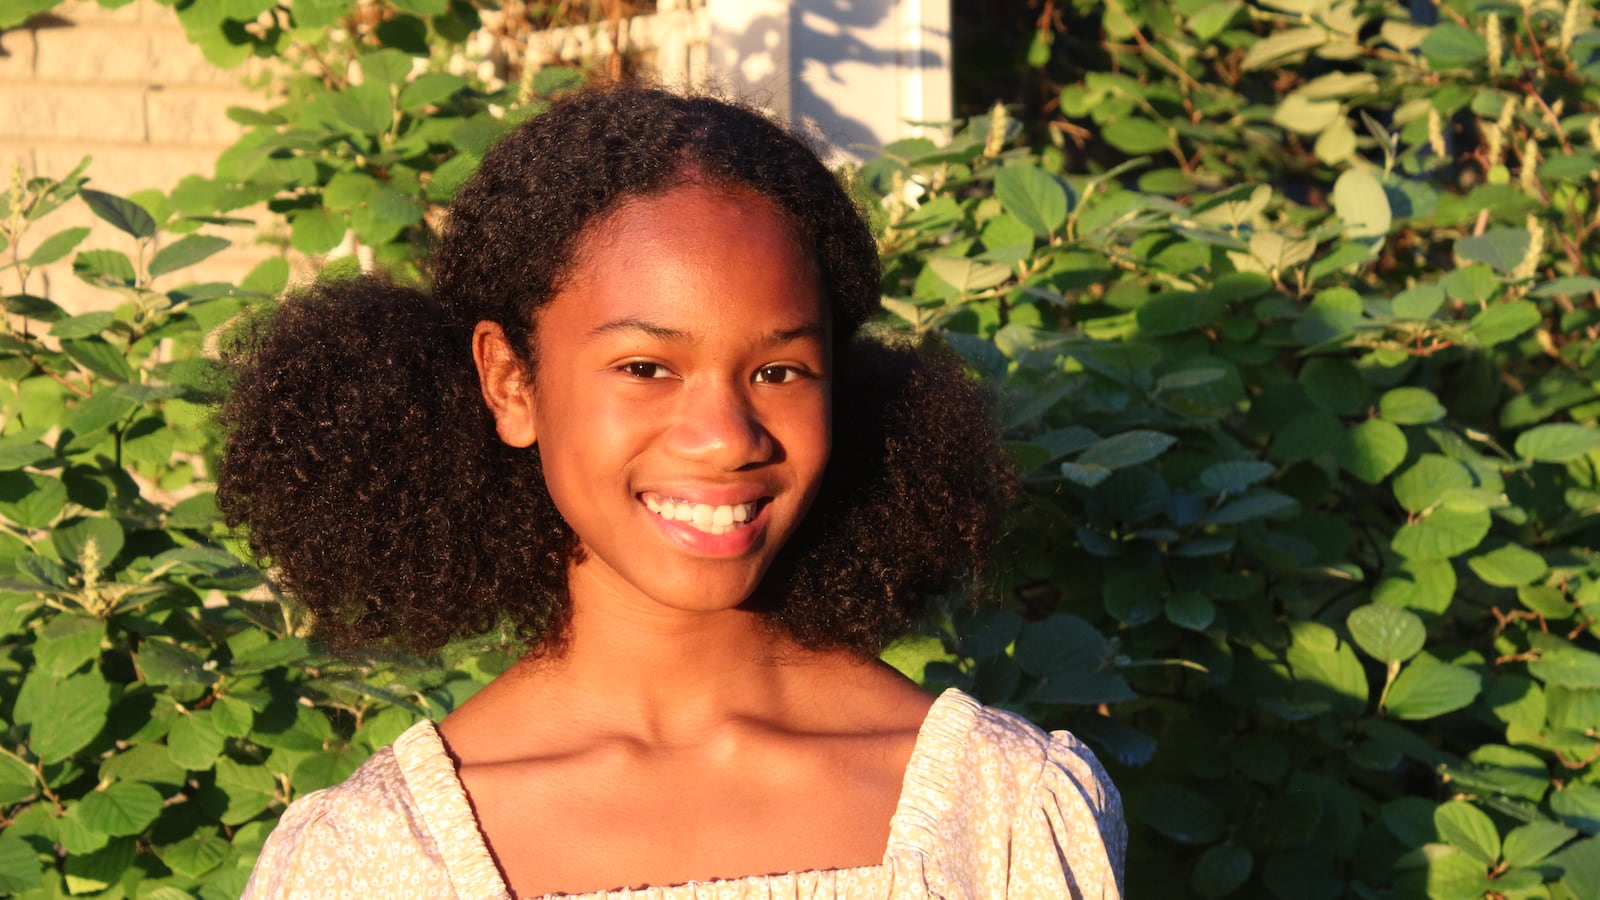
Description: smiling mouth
642,494,764,536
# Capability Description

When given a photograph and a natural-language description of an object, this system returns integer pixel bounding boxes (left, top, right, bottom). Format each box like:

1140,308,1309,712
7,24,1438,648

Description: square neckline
392,687,982,899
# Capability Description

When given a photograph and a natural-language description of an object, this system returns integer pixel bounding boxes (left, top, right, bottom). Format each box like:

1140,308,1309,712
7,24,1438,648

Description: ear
472,321,538,448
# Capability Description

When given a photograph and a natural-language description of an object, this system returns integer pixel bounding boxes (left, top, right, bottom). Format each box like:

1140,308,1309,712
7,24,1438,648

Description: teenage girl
223,84,1124,899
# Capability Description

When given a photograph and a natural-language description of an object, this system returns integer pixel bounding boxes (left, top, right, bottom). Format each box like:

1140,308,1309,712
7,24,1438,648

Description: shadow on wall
719,0,947,155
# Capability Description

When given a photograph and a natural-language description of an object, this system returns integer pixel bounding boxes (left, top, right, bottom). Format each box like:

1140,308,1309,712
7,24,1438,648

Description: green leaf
1379,387,1446,425
1456,229,1529,274
1299,358,1366,414
1199,460,1275,494
67,387,136,438
884,626,949,679
1190,845,1252,899
1241,26,1326,70
399,72,470,111
2,292,68,321
1287,622,1368,717
136,638,216,687
1468,544,1547,588
63,836,134,895
155,827,231,879
62,338,136,382
211,695,256,737
0,0,57,28
321,171,379,211
0,438,53,470
1137,784,1225,844
1443,263,1498,305
72,248,137,286
1531,276,1600,298
1102,118,1171,154
35,614,106,677
1204,491,1298,525
1014,615,1108,677
26,226,91,266
0,471,68,529
49,310,115,339
993,164,1070,236
1273,94,1342,135
213,756,278,825
1435,800,1500,865
927,257,1011,293
1391,507,1490,560
78,782,162,837
0,832,43,895
1551,790,1600,841
291,0,348,28
1421,23,1488,69
328,81,394,134
148,235,230,278
1468,301,1540,346
1386,657,1482,719
230,635,310,672
1077,430,1178,468
24,668,111,763
358,47,413,84
1518,585,1573,620
291,208,346,255
1529,647,1600,688
1516,423,1600,462
167,710,226,771
81,189,157,239
1347,604,1426,663
52,516,126,571
1393,455,1475,513
1502,821,1576,867
0,752,37,805
1138,291,1224,336
1392,283,1446,319
1339,419,1407,484
241,256,290,296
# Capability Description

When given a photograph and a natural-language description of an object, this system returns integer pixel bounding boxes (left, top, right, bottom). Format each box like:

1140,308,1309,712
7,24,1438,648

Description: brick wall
0,0,268,312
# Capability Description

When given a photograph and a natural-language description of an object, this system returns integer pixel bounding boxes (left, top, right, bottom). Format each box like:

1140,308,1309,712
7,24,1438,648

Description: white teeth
645,496,759,534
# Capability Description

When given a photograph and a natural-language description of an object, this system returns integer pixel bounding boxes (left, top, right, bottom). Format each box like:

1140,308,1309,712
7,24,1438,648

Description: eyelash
616,363,811,383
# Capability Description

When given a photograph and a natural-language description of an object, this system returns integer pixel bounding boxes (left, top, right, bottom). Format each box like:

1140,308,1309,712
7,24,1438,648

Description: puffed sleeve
1006,729,1126,899
239,745,463,899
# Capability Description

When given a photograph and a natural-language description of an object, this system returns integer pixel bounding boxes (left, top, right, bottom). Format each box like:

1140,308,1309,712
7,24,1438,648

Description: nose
665,382,774,470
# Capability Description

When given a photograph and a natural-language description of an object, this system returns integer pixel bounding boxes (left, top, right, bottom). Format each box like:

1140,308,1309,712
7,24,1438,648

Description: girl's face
478,182,831,619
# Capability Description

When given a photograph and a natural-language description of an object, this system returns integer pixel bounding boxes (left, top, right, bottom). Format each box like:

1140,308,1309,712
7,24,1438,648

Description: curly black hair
217,84,1015,656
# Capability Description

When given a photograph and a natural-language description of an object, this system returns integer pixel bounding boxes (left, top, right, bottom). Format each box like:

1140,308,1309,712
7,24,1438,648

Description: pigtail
767,337,1018,653
216,276,573,652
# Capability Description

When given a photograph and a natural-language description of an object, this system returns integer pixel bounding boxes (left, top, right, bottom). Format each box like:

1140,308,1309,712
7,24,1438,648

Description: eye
621,361,671,379
754,365,804,384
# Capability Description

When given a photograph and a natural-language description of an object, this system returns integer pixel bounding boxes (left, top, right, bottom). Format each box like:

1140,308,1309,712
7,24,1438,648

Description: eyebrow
587,318,827,345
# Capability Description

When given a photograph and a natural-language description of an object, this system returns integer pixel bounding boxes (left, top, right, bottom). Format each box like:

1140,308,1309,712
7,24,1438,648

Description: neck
512,563,816,745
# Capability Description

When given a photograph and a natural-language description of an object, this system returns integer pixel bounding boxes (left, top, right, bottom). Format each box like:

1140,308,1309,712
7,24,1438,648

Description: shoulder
242,722,467,899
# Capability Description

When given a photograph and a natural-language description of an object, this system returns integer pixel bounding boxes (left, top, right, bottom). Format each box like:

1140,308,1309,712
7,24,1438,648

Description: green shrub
0,165,519,897
867,1,1600,896
4,0,1600,897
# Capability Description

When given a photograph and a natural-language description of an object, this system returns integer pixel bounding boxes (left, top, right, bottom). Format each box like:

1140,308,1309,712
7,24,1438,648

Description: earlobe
471,321,538,448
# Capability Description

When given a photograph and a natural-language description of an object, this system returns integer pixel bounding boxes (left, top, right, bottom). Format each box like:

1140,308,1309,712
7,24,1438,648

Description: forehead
540,183,826,340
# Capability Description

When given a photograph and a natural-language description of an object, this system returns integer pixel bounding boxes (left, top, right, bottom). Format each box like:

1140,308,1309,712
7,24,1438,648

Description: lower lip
644,501,768,557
